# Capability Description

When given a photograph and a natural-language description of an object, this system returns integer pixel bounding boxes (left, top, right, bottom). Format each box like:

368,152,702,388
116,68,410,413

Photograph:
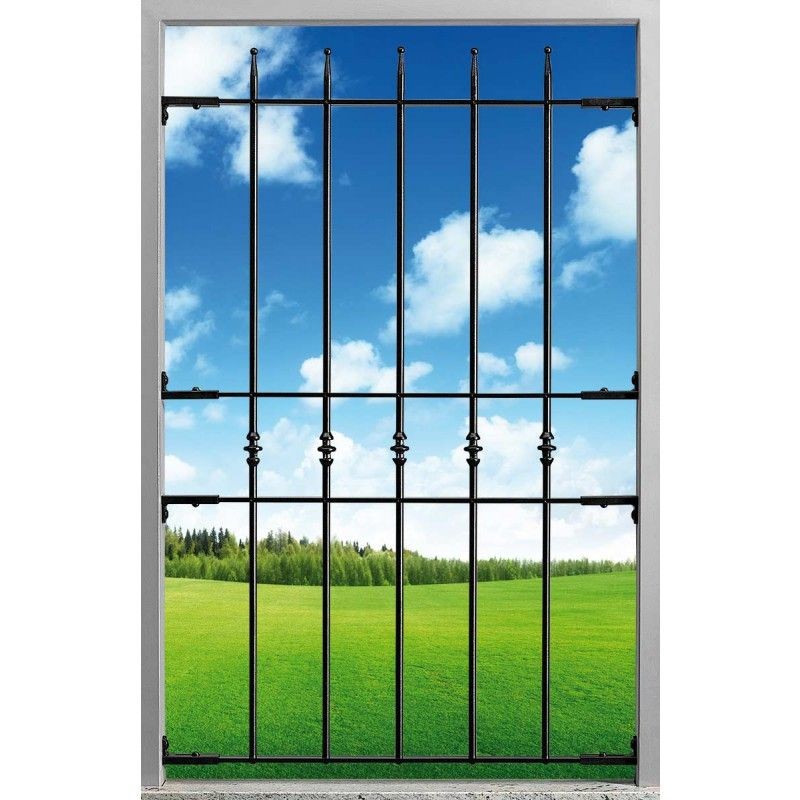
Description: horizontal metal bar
580,97,638,109
162,96,221,108
579,754,637,765
162,753,625,765
580,495,638,507
162,389,220,400
580,389,638,400
162,495,220,506
213,496,593,505
162,95,636,109
162,390,636,400
163,753,221,765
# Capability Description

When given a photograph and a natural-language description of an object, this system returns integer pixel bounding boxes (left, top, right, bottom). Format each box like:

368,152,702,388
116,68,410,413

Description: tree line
165,527,634,586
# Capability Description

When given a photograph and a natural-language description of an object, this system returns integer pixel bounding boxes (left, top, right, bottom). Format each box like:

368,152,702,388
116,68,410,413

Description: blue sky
163,25,637,561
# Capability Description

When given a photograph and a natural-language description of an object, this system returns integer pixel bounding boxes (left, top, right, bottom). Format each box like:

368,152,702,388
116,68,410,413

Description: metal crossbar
160,45,639,768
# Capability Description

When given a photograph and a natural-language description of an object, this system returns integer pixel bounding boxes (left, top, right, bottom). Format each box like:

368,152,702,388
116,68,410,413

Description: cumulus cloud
202,404,225,423
165,315,213,370
193,354,214,374
558,251,607,290
514,342,571,375
165,286,201,323
165,454,197,484
299,339,432,394
166,407,635,563
383,209,542,339
165,407,195,430
568,121,636,244
479,352,511,377
164,26,316,184
260,290,296,319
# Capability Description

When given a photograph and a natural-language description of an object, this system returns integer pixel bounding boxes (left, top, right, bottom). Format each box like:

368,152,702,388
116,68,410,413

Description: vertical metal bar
243,47,262,762
391,45,408,764
464,47,482,763
538,46,555,762
317,47,335,762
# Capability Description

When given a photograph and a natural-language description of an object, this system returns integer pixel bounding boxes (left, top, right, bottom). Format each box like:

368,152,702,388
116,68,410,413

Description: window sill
142,780,659,799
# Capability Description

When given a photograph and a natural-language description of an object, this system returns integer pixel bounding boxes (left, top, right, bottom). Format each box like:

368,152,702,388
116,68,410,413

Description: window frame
141,0,659,788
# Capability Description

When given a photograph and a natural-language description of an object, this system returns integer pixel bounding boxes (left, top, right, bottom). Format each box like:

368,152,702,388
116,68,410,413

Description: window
143,6,658,789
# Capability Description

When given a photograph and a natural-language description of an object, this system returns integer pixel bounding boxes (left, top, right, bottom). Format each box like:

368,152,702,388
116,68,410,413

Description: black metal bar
580,389,638,400
580,495,638,507
166,390,635,400
579,754,638,765
243,48,262,762
160,96,220,125
163,95,634,108
211,391,626,399
538,46,554,762
392,45,407,764
317,47,334,762
163,753,620,764
466,47,481,764
161,494,220,505
216,496,611,505
160,494,220,524
162,96,221,107
162,389,220,400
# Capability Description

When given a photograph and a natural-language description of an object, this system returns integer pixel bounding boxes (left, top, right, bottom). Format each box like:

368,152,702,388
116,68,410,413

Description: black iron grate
160,46,638,767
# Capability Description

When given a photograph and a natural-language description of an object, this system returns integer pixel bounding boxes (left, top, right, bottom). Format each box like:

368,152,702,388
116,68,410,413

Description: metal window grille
160,45,639,768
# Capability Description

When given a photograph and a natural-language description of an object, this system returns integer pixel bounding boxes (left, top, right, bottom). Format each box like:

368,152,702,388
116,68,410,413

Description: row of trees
165,527,634,586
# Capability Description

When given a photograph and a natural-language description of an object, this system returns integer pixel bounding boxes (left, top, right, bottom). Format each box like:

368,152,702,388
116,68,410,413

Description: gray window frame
141,0,659,788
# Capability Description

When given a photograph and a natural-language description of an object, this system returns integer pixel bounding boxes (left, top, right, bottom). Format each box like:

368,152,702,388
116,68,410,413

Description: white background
1,2,798,797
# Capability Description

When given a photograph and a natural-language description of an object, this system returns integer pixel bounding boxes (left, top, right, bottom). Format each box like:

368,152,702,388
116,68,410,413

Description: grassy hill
165,572,635,780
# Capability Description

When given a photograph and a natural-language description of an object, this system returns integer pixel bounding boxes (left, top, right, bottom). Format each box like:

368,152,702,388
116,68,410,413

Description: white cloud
558,251,606,290
164,26,316,184
165,315,213,370
260,290,296,318
300,339,432,394
229,106,316,184
202,404,226,423
165,286,201,323
165,407,195,430
384,209,542,339
514,342,571,375
193,354,214,374
569,121,636,244
165,454,197,484
193,410,635,561
479,352,511,377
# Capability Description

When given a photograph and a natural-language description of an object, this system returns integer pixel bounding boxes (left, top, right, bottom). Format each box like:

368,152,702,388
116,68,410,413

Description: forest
165,527,635,586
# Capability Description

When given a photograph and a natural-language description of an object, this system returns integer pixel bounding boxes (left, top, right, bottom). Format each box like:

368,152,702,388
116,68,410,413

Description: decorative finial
544,46,552,75
544,46,552,54
324,47,332,56
471,48,479,55
318,431,336,466
464,432,482,467
537,431,555,466
398,46,405,54
250,47,258,55
244,431,262,467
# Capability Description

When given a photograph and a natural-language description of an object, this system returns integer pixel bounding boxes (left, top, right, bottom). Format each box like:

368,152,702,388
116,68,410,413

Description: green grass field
165,572,635,780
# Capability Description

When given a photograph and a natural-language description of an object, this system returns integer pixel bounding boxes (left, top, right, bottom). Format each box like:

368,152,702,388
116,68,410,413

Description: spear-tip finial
250,47,258,84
